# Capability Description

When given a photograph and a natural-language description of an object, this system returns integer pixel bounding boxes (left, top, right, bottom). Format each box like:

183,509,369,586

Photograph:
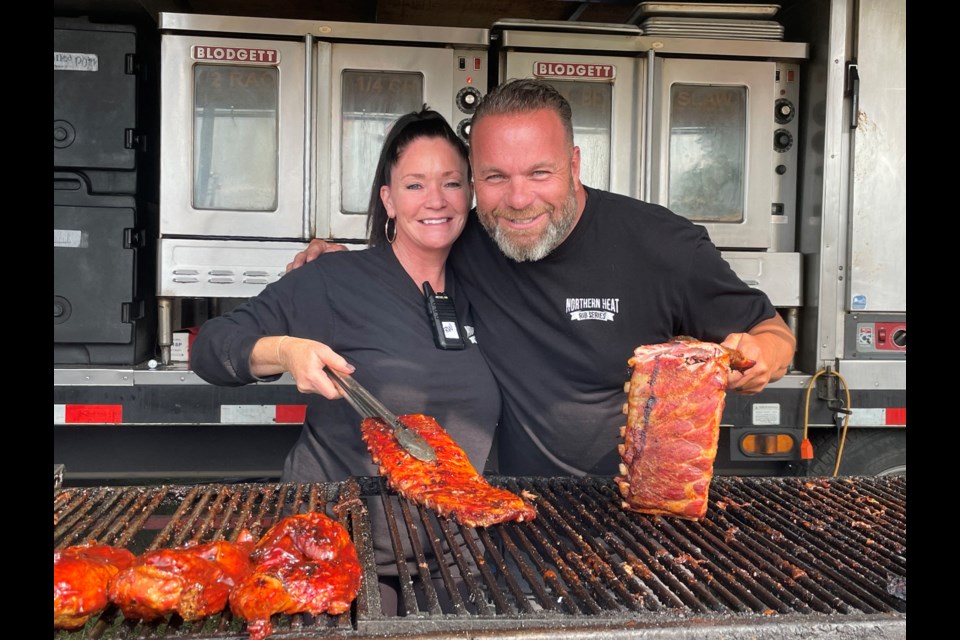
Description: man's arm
286,239,348,272
721,314,796,395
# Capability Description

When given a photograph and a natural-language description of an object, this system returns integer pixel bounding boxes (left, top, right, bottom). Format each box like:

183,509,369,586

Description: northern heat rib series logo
565,297,620,322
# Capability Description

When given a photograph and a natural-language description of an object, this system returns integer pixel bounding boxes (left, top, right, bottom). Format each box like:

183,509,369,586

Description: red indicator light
475,57,481,70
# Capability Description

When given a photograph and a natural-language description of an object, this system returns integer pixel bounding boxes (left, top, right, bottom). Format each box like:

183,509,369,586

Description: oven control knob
774,98,795,124
456,87,482,114
457,118,473,142
892,328,907,348
774,128,793,153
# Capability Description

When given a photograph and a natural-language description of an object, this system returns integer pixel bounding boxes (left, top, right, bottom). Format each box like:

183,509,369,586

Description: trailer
53,0,905,483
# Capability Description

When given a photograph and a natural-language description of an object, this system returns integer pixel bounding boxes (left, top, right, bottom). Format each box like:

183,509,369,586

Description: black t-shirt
451,186,775,477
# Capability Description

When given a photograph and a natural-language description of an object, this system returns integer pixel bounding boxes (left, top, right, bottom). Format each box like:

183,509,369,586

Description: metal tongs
326,368,438,463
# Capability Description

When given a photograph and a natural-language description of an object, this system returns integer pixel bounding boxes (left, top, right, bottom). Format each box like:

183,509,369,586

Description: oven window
667,83,746,223
546,81,611,190
193,64,279,211
341,71,424,215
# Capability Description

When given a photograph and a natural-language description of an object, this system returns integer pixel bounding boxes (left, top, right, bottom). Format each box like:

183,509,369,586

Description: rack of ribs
361,414,537,528
616,338,755,520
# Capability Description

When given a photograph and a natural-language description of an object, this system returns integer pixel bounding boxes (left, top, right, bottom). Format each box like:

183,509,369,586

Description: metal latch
816,369,852,415
846,62,860,130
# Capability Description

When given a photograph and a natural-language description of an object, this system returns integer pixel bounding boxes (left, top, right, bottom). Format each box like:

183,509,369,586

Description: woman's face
380,136,471,256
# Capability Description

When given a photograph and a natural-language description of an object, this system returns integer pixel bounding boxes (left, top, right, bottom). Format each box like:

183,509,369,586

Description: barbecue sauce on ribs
53,543,135,629
229,513,362,640
616,338,754,520
361,413,536,527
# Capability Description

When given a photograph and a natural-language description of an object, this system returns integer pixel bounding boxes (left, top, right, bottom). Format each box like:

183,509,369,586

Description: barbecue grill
54,475,906,639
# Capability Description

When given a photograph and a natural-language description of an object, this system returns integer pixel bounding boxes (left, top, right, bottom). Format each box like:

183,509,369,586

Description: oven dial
457,118,473,142
456,87,482,114
774,98,795,124
774,128,793,153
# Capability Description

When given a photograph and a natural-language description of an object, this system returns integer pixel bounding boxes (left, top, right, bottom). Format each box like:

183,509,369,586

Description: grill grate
54,475,906,639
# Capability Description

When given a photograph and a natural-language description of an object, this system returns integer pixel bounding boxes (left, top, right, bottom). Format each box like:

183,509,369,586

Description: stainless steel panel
836,359,906,391
721,251,801,307
847,0,906,313
54,367,298,386
160,35,306,239
158,238,308,298
54,368,136,386
651,58,776,249
636,3,782,18
159,13,489,46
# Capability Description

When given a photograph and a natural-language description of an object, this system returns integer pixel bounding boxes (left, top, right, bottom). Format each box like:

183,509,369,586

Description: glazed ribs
361,414,536,527
615,338,754,520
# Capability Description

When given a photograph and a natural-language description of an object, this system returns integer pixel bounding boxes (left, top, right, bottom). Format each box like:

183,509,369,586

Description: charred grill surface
54,475,906,639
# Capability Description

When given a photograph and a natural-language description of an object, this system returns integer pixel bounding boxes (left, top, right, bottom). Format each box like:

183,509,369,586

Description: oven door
322,44,479,241
649,58,775,250
160,35,306,239
500,50,641,198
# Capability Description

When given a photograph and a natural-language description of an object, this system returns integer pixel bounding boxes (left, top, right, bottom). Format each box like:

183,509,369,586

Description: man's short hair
472,78,574,147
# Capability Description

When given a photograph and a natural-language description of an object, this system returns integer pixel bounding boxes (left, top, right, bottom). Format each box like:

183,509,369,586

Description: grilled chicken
230,513,362,640
616,338,754,520
108,530,255,622
54,542,135,629
361,414,537,527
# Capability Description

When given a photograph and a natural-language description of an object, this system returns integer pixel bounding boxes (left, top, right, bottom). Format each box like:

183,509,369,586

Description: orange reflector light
800,438,814,460
740,433,796,456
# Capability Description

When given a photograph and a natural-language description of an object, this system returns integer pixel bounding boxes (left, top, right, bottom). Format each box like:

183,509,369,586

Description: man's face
469,109,584,262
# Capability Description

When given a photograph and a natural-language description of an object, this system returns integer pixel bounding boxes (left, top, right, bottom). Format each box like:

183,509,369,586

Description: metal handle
326,368,438,462
847,63,860,130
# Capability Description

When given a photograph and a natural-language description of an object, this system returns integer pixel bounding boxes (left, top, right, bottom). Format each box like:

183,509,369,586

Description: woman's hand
251,336,355,399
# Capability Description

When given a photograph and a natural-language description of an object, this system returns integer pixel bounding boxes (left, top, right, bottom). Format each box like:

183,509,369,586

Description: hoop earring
385,218,397,244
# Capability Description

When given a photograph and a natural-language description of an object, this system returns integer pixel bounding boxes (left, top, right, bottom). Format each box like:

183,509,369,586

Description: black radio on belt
423,281,466,350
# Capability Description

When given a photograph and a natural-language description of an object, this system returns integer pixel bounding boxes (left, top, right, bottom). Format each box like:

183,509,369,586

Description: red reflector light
275,405,307,423
886,408,906,425
64,404,123,424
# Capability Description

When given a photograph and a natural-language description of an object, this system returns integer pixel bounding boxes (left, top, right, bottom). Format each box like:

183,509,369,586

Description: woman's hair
367,107,469,245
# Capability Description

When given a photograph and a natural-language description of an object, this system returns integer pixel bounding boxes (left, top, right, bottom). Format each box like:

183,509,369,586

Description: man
292,78,796,476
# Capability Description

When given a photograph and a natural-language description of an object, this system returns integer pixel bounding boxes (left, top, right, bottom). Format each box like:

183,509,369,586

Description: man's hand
721,315,796,395
286,239,349,272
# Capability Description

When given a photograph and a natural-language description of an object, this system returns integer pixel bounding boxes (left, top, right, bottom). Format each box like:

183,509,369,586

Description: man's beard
478,186,579,262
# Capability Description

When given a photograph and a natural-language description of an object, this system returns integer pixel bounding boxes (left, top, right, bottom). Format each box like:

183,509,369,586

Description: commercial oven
156,13,488,361
492,20,808,310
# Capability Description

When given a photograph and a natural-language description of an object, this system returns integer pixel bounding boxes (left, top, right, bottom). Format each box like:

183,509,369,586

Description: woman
190,109,500,608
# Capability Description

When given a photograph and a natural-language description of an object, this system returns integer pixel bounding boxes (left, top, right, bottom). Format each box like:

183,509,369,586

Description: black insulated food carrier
54,173,154,364
54,17,139,194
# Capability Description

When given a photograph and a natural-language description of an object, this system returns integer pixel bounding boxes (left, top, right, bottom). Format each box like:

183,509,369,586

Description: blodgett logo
566,297,620,322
